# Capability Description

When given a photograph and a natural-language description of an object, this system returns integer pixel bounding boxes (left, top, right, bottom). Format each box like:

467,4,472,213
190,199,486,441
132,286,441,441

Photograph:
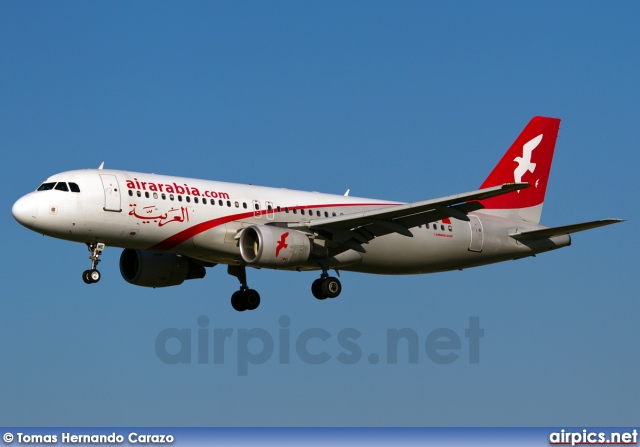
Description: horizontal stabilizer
509,219,623,240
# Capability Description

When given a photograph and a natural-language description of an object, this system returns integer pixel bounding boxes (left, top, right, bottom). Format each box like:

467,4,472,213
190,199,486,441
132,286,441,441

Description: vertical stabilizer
478,116,560,223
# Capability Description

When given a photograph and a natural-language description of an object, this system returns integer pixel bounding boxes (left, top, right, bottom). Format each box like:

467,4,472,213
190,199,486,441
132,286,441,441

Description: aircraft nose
12,194,38,227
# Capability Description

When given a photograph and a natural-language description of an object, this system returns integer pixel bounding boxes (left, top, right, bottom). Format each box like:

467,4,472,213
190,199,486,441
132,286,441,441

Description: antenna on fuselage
98,162,104,170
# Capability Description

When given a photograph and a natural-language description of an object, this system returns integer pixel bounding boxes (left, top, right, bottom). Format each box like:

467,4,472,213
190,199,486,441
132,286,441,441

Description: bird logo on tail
513,134,542,192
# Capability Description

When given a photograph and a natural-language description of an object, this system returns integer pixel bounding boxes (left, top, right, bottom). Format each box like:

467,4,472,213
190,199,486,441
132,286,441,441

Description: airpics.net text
155,316,484,375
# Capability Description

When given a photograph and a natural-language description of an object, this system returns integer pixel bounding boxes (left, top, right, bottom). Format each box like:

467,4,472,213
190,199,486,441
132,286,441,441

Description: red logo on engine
276,232,289,257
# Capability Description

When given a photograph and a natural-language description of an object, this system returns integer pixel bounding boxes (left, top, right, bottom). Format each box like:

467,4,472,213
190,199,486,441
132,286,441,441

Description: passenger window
325,212,328,217
137,191,142,198
301,209,305,215
162,194,166,200
202,198,207,204
317,211,321,217
37,182,56,191
227,200,231,207
194,197,199,204
69,182,80,193
55,182,69,192
186,196,191,203
332,212,336,217
235,201,239,208
293,208,297,214
219,200,223,206
243,202,247,209
170,194,175,201
128,190,133,197
145,192,150,198
153,192,158,199
178,195,183,202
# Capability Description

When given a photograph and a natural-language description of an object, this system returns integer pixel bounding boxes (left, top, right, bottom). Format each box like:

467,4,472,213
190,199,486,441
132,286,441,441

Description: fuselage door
468,215,484,252
265,201,275,220
253,200,261,218
100,174,122,212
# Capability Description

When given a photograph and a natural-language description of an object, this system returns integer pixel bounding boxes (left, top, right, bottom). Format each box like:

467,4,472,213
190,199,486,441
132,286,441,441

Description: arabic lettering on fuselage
128,204,190,226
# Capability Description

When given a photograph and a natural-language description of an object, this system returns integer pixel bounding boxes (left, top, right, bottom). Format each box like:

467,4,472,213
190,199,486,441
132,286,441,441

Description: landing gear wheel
311,279,326,300
321,277,342,298
89,269,101,283
231,289,261,312
82,269,101,284
244,289,261,311
231,291,246,312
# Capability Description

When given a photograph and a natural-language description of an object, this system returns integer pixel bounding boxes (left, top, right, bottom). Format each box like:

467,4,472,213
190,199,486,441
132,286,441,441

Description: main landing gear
226,264,343,311
227,265,261,312
82,242,105,284
311,265,342,300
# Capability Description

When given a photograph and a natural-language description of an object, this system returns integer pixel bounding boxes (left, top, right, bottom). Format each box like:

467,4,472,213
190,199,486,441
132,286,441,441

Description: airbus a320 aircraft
12,117,621,311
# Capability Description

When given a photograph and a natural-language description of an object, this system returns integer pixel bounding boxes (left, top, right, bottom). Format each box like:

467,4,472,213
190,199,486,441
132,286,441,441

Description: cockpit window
37,182,56,191
37,181,80,192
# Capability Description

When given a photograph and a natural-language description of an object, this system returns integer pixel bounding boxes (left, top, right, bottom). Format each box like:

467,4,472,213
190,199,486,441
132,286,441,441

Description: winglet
344,189,350,197
98,162,105,170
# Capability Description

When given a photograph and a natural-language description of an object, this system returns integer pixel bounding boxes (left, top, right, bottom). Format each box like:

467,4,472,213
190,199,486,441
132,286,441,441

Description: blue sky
1,1,637,426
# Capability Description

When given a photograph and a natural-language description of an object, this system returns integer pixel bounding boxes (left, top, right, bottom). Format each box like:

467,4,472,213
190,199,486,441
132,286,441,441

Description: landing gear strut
82,242,105,284
311,264,342,300
228,265,260,311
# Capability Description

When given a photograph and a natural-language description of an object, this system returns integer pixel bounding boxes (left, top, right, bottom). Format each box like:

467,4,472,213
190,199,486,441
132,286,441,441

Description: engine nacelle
119,249,206,288
239,225,312,268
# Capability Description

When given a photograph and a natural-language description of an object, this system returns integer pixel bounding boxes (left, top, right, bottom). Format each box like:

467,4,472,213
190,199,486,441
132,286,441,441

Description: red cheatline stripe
148,202,400,251
148,211,254,251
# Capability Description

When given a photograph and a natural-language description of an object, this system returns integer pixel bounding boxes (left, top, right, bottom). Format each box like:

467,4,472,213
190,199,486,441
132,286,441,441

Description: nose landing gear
82,242,105,284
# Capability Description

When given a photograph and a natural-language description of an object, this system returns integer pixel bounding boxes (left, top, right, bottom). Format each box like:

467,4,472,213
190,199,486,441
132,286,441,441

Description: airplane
12,116,622,311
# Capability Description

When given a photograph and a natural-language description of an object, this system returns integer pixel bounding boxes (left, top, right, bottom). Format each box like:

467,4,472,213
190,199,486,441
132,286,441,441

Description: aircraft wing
288,183,528,251
509,219,624,241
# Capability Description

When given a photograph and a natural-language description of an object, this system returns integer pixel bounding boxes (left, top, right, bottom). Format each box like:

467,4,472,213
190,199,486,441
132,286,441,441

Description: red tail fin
478,116,560,223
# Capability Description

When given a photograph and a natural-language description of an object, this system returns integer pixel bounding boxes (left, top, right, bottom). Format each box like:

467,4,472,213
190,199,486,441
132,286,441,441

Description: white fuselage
12,168,570,275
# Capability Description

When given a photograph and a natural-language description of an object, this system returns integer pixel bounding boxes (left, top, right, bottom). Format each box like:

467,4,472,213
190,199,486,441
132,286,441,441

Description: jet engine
239,225,312,268
119,249,206,287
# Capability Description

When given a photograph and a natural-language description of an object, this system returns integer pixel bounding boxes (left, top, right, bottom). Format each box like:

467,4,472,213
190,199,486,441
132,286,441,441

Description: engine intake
120,249,206,287
239,225,311,268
